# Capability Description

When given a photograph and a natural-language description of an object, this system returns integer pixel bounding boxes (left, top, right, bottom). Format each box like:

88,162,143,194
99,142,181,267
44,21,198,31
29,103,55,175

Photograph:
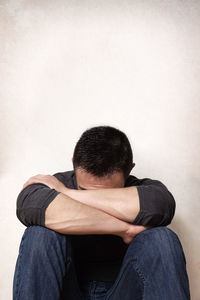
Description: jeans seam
105,258,145,300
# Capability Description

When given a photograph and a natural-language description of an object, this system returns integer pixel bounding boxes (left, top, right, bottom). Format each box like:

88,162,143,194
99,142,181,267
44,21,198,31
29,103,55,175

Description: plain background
1,1,200,299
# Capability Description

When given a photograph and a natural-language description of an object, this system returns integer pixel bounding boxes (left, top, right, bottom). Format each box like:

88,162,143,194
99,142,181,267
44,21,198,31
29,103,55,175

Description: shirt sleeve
132,178,176,226
16,183,61,227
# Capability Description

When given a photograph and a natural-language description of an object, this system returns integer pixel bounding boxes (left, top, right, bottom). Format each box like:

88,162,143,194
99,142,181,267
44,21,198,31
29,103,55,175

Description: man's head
72,125,135,190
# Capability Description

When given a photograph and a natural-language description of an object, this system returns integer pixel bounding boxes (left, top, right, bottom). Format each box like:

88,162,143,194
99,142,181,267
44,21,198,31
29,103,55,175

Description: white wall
1,1,200,299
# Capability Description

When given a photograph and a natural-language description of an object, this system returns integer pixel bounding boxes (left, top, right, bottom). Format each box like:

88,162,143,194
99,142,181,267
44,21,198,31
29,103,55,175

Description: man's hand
21,174,67,193
122,224,151,244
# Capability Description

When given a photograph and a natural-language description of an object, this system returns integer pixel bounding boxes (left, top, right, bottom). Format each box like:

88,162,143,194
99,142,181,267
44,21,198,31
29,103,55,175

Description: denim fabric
13,225,190,300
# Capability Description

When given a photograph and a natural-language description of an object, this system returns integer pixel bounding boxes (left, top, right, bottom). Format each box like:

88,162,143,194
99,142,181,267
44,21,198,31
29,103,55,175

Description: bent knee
24,225,62,242
135,226,180,245
22,225,71,253
129,226,184,259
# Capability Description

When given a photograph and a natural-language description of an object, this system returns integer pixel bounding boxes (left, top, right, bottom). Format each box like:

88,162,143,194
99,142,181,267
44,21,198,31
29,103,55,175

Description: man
13,125,190,300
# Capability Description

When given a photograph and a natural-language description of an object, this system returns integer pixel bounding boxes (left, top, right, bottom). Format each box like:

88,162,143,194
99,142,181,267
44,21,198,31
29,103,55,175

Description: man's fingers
22,177,40,189
20,174,53,192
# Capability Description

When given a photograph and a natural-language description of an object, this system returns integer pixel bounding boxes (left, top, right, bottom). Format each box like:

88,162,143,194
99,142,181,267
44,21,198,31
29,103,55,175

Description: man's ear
72,157,74,163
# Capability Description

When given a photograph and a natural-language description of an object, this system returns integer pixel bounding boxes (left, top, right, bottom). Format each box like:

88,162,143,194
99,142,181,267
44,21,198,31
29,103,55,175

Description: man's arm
45,192,148,243
19,174,176,227
62,178,176,226
16,183,148,244
64,186,140,223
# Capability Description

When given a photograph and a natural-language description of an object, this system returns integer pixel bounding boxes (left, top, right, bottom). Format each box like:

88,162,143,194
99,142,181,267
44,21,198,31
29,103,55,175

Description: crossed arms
16,173,176,244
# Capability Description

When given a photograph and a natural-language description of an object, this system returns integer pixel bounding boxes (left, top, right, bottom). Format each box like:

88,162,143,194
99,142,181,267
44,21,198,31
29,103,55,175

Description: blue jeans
13,225,190,300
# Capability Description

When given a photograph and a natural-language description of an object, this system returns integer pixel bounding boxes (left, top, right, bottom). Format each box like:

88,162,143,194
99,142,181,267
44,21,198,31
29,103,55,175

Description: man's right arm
16,184,147,243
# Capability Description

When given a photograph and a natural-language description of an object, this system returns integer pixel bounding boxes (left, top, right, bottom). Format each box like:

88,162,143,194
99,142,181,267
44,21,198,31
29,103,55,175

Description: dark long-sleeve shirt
16,170,176,282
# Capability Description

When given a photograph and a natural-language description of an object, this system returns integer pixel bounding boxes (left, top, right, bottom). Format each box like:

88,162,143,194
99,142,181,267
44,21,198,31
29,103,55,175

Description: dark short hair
72,125,133,180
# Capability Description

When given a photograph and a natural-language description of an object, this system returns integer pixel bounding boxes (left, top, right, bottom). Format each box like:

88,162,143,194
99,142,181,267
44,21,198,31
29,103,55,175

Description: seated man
13,125,191,300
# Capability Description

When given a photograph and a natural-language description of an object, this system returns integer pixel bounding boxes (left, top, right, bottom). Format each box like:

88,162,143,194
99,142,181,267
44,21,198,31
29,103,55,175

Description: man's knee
21,225,71,256
134,226,181,245
128,226,185,262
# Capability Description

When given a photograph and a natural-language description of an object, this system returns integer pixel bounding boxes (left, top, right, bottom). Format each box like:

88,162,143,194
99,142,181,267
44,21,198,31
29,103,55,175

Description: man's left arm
64,179,176,226
65,186,140,223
